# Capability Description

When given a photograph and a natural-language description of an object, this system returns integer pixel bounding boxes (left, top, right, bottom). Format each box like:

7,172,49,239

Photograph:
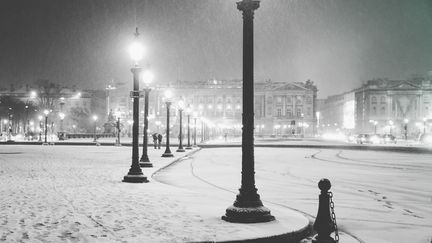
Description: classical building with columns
110,79,318,137
355,78,432,137
319,77,432,138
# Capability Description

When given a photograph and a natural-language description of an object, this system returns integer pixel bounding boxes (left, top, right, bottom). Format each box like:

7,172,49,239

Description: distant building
354,78,432,137
318,92,355,134
107,79,318,137
319,77,432,138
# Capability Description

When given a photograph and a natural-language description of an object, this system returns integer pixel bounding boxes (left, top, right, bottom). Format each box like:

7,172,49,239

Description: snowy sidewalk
0,145,315,242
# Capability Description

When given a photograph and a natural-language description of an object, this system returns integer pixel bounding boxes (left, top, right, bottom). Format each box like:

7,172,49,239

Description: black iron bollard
312,178,336,243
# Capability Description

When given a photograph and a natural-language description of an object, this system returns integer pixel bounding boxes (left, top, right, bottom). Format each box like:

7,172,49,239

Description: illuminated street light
139,68,154,167
389,120,394,135
162,90,174,157
114,112,122,146
43,110,50,145
403,118,409,140
123,28,149,183
59,112,65,140
92,115,98,143
176,100,185,152
185,106,192,149
128,32,145,64
193,111,198,147
30,90,37,99
37,115,43,142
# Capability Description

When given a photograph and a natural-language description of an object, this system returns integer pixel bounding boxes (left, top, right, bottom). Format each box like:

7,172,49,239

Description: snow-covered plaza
0,144,431,243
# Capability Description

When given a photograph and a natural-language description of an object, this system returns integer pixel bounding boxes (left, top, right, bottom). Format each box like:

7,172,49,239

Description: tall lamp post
59,112,65,140
115,113,121,146
43,110,50,145
423,117,427,134
374,121,378,134
38,115,43,142
403,118,409,140
162,90,174,157
193,112,198,147
185,106,192,149
139,69,154,167
222,0,274,223
389,120,394,135
176,100,186,152
123,28,148,183
92,115,98,142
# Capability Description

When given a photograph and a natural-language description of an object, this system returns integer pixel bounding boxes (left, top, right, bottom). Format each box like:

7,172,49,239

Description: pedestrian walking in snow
152,133,158,149
157,133,162,149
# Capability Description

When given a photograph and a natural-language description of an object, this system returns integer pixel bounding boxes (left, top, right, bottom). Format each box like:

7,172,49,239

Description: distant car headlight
424,135,432,144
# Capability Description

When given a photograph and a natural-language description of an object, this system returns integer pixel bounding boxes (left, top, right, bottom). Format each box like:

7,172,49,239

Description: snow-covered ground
155,147,432,243
0,145,310,243
1,145,431,242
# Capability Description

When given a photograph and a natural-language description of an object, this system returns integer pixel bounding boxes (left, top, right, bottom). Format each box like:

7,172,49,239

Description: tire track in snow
336,151,432,172
310,150,432,227
186,155,366,243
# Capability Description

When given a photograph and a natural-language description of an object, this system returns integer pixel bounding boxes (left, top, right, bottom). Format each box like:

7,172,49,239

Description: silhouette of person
152,133,158,149
157,133,163,149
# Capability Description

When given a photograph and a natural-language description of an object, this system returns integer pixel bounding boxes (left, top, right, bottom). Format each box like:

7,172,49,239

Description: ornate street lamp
139,69,154,167
115,112,122,146
92,115,98,142
193,111,198,147
123,28,148,183
43,110,50,145
162,90,174,157
38,115,43,142
185,106,192,149
403,118,409,140
176,100,186,152
59,112,65,140
222,0,274,223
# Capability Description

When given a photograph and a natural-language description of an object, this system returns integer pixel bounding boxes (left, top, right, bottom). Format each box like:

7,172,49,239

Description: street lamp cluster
122,28,205,183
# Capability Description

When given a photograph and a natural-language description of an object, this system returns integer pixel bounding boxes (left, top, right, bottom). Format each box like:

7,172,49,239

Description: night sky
0,0,431,97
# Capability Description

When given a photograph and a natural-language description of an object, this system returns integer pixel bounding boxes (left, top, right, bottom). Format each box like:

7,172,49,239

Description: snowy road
154,147,432,243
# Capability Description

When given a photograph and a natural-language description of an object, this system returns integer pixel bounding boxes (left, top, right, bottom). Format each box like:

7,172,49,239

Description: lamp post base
162,152,174,157
185,146,192,150
176,148,185,152
139,161,153,167
312,235,336,243
222,205,275,223
123,174,149,183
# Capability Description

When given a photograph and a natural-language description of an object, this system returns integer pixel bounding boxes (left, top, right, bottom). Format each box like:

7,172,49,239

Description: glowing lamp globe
141,70,154,86
178,100,185,110
59,113,65,120
164,90,173,100
30,91,37,99
129,41,145,63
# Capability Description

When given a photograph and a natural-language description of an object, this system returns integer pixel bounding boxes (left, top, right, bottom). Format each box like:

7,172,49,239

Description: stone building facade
119,79,319,137
354,79,432,137
319,78,432,138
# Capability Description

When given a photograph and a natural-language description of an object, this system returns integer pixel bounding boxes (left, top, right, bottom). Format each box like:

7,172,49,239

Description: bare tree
34,79,61,110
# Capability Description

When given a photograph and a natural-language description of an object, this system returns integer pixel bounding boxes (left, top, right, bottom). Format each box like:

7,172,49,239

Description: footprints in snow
357,189,423,218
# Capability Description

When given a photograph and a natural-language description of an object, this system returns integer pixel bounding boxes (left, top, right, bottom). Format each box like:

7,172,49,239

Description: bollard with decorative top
313,178,338,243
